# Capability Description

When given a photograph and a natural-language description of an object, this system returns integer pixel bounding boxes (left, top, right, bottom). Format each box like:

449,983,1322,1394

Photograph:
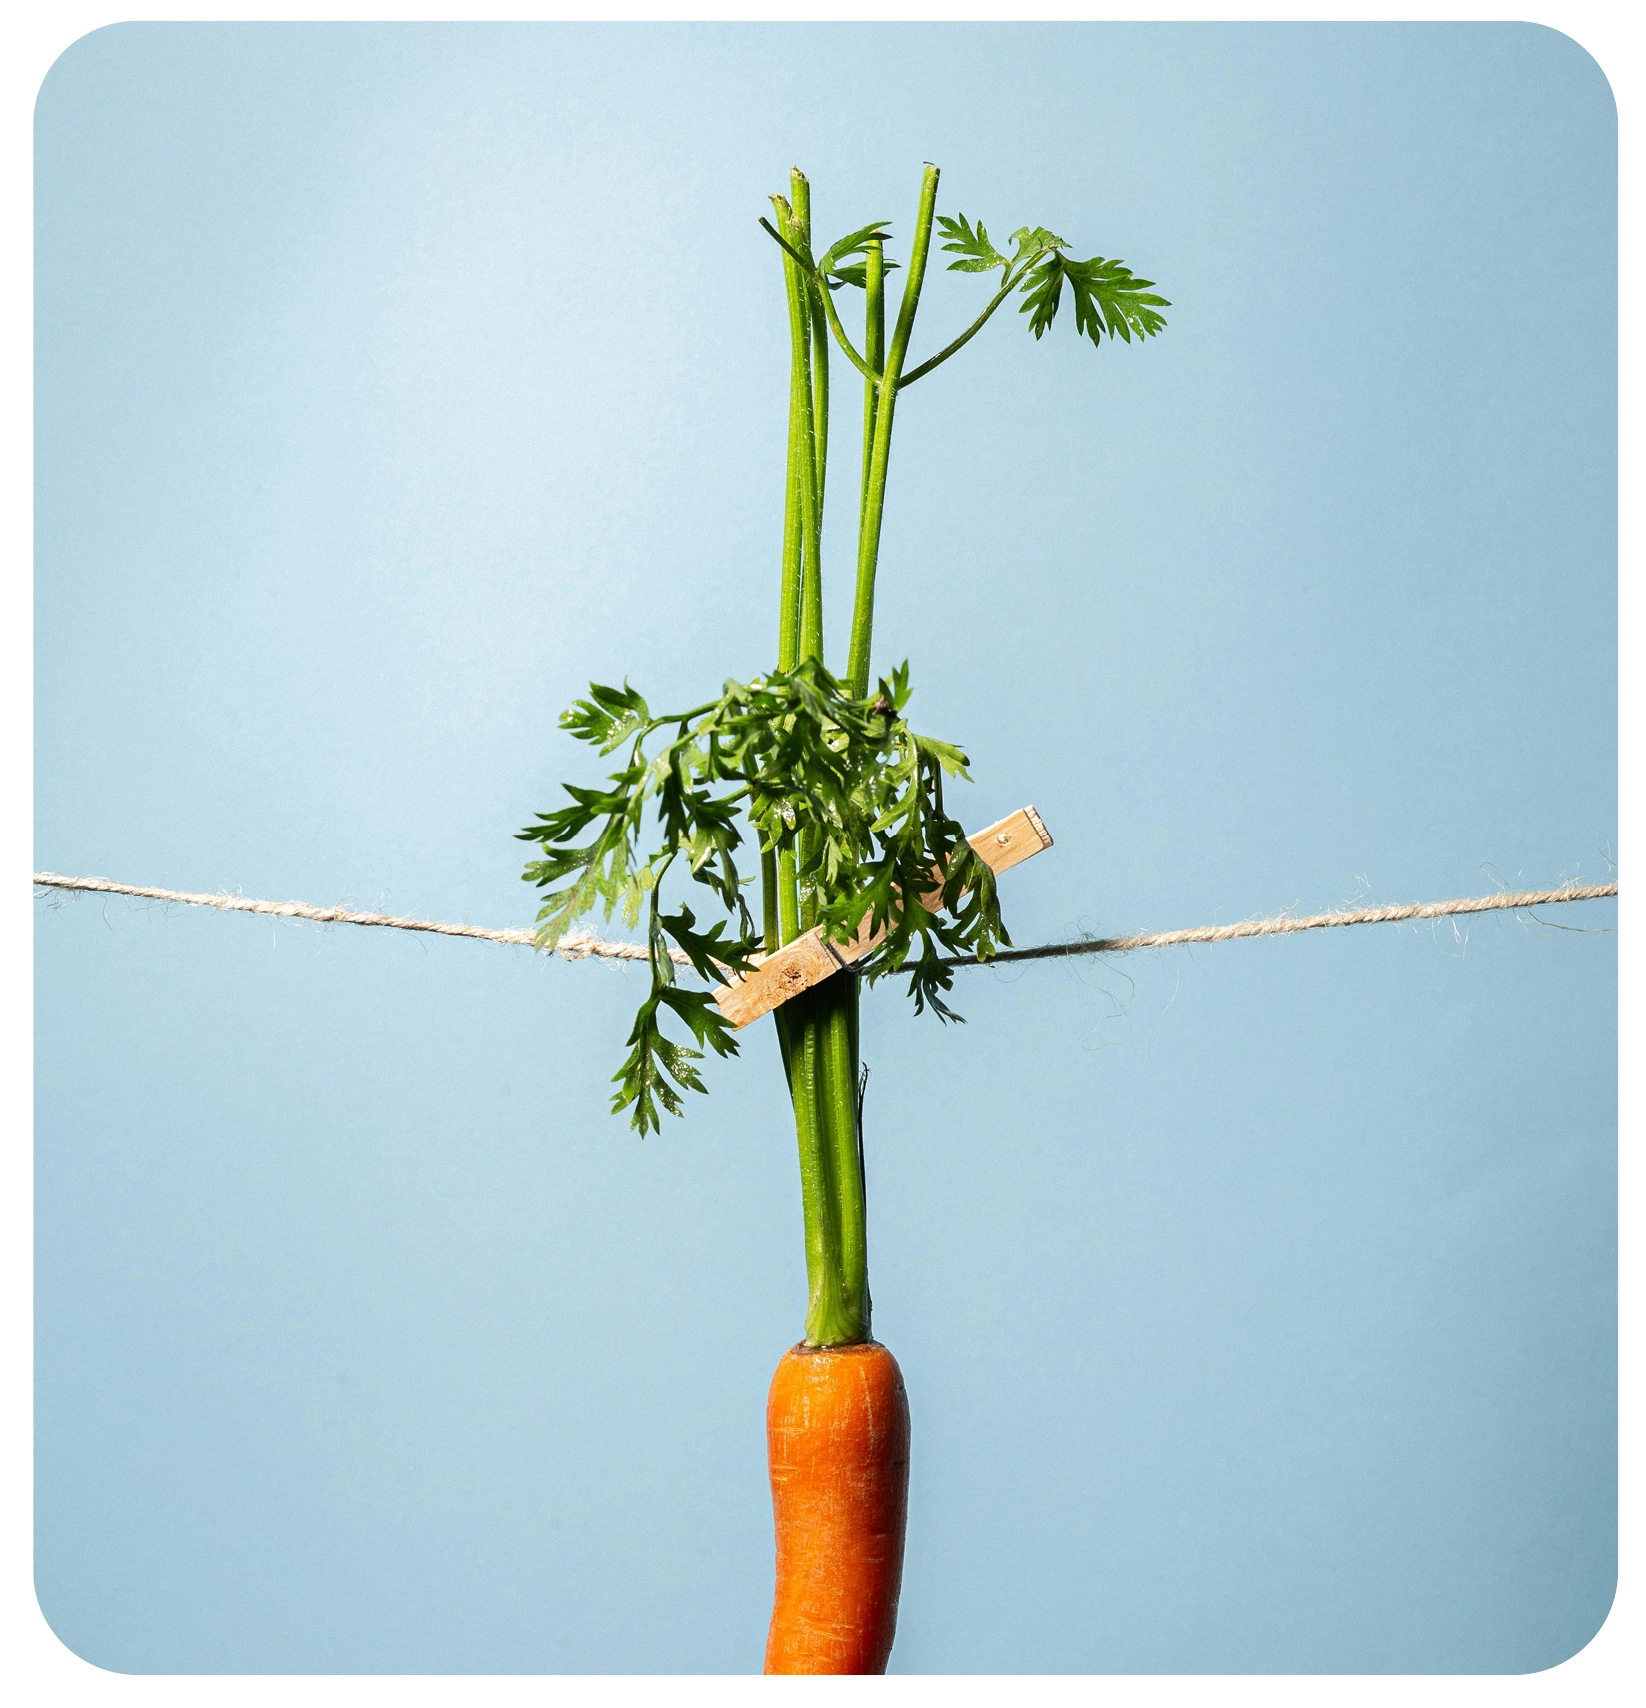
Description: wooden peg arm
712,806,1052,1031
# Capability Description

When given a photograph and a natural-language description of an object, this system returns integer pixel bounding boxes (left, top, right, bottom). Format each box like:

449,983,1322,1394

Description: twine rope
33,873,1617,970
31,874,670,961
944,883,1617,965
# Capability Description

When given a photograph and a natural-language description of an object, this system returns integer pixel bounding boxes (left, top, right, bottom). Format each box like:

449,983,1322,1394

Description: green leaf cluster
936,211,1170,349
518,661,1008,1133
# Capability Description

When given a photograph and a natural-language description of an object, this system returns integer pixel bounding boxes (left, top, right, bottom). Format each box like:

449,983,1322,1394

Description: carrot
523,163,1167,1671
764,1340,912,1675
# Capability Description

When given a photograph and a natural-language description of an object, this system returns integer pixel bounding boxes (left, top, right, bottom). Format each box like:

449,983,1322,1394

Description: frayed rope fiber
33,873,1617,969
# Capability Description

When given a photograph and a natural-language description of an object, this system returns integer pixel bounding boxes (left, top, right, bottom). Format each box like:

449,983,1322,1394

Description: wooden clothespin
713,807,1053,1030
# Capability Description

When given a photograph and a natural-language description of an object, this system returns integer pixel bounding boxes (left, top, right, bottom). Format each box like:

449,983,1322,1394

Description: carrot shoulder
764,1341,912,1675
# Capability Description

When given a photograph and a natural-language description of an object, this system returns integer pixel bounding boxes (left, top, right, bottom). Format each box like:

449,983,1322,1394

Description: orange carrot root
763,1340,911,1675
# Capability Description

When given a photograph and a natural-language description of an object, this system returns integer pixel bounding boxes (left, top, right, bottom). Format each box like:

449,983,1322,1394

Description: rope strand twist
33,873,1617,970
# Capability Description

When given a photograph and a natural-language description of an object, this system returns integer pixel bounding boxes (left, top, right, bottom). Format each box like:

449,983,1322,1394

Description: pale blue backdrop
35,22,1617,1675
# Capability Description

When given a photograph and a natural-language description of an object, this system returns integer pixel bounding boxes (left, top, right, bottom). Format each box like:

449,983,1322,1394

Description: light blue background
35,22,1616,1675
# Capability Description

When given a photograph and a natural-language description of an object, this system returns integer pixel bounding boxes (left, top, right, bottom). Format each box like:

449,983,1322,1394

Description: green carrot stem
808,973,868,1345
764,842,793,1095
771,192,814,943
846,163,940,698
796,209,830,543
782,177,826,935
774,200,804,678
780,181,824,669
814,278,878,385
780,995,838,1339
859,237,885,533
898,271,1018,388
761,846,780,953
785,171,830,541
777,171,915,1348
812,320,829,533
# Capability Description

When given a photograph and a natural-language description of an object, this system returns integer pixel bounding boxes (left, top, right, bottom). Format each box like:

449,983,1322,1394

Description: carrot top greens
519,660,1005,1134
520,162,1167,1343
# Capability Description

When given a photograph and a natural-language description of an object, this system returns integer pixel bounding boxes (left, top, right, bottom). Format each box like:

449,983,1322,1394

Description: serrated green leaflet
937,211,1006,273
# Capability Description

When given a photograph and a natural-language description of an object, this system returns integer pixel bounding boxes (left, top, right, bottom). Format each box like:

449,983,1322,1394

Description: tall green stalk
770,193,806,948
748,159,1166,1345
793,171,830,577
779,166,942,1345
778,182,824,671
813,975,864,1342
847,162,940,698
770,173,867,1347
769,166,972,1343
786,174,827,940
859,236,885,531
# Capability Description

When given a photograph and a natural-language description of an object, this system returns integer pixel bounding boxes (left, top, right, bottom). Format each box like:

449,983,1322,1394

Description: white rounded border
5,5,1631,1703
